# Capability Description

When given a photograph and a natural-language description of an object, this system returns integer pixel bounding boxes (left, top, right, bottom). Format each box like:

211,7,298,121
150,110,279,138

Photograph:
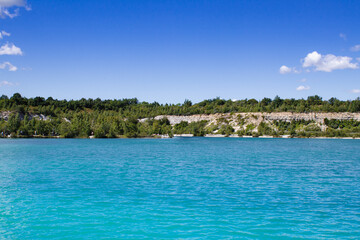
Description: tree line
1,93,360,117
0,93,360,138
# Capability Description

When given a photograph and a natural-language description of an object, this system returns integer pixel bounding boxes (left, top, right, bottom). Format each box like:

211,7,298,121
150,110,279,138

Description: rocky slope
142,112,360,132
2,111,360,134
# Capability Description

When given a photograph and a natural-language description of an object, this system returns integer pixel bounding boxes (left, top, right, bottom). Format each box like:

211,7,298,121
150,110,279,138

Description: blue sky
0,0,359,103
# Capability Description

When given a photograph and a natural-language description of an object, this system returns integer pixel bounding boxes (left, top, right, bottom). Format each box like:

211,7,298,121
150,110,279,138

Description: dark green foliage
244,124,256,135
123,117,139,138
0,93,360,138
324,118,360,129
173,121,189,134
190,121,208,136
218,124,234,136
258,122,274,136
322,118,360,138
272,120,316,136
7,113,21,133
173,120,208,136
1,94,360,117
140,117,172,137
183,99,192,107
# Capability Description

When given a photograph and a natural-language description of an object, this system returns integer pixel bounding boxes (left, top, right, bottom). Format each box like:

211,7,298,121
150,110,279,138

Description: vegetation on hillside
0,93,360,138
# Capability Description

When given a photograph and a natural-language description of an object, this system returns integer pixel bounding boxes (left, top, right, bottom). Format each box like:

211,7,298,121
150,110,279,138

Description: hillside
1,94,360,138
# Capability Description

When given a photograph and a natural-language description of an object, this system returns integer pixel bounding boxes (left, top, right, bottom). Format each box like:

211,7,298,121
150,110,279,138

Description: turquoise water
0,138,360,239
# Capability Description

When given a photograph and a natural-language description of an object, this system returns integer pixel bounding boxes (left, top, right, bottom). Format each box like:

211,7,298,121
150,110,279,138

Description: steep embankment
142,112,360,133
2,111,360,137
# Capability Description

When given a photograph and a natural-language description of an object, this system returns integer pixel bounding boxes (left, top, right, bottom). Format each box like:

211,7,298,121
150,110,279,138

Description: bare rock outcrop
141,112,360,133
149,112,360,125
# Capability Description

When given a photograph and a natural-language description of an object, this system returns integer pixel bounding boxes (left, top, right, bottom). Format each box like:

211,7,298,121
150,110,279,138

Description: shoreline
1,135,359,140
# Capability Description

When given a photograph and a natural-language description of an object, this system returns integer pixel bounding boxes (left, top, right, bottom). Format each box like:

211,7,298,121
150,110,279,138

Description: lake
1,138,360,239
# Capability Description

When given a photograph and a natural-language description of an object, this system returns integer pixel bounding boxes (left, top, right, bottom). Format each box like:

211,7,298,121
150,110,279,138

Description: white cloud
350,45,360,52
0,0,26,7
351,89,360,94
302,51,358,72
0,30,10,39
302,51,322,68
339,33,347,40
0,61,17,71
0,0,29,18
300,78,307,82
0,43,22,55
279,65,291,74
0,80,14,87
296,85,310,91
279,65,299,74
0,7,18,18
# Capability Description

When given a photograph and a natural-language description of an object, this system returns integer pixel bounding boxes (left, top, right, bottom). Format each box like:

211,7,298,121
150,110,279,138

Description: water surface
0,138,360,239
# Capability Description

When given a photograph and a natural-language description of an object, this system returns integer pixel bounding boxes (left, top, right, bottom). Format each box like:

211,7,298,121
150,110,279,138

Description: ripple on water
0,138,360,239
